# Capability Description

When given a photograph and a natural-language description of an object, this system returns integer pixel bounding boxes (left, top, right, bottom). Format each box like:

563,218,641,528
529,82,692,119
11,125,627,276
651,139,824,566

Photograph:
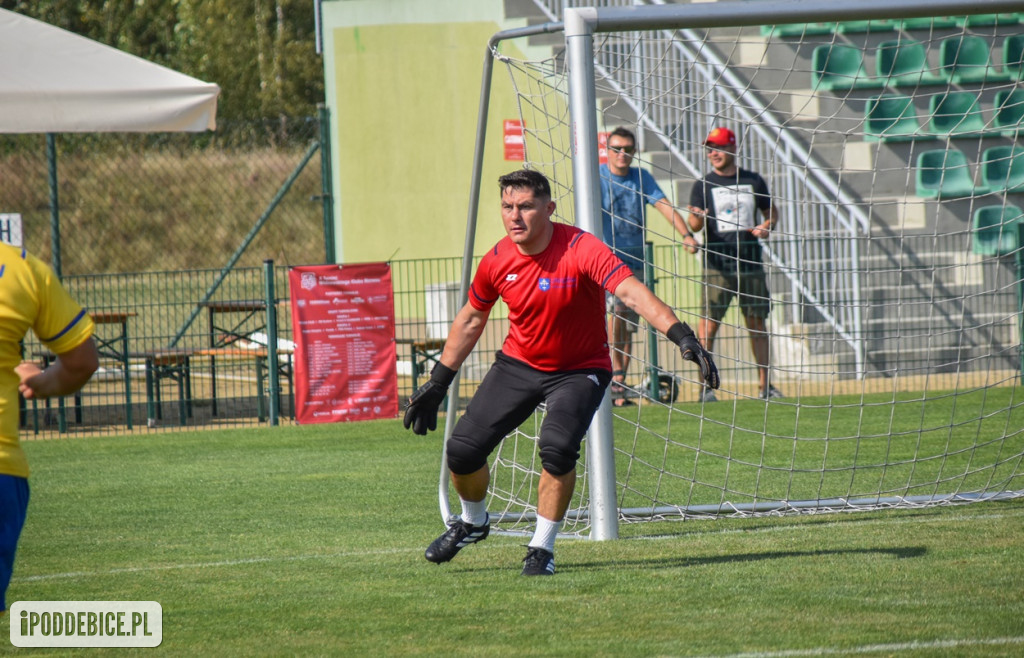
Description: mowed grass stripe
15,504,1023,582
2,421,1020,656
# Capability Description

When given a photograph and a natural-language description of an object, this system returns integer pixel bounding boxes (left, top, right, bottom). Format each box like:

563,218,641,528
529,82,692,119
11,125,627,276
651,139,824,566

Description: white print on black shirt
710,184,756,232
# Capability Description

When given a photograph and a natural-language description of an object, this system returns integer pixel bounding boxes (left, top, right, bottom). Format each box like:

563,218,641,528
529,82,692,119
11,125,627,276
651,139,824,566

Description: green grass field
4,421,1024,656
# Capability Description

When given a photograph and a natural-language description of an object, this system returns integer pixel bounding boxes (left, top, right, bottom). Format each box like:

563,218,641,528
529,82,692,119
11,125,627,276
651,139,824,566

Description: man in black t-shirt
688,127,783,402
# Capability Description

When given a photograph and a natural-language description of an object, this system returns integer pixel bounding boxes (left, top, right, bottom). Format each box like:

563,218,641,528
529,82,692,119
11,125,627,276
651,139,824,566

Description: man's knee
745,315,768,335
446,419,492,475
446,437,489,475
700,317,721,340
539,444,578,476
538,411,586,476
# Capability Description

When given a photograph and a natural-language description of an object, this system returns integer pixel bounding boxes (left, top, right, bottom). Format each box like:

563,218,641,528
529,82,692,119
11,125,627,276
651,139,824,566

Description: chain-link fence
15,256,504,437
1,117,326,275
4,116,334,435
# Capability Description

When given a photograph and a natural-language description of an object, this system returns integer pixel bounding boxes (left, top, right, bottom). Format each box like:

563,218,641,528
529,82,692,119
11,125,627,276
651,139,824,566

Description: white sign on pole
0,213,23,246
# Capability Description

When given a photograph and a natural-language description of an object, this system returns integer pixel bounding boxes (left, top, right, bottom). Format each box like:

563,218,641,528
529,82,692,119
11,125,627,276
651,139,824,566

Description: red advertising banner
504,119,525,161
289,263,398,424
598,131,609,164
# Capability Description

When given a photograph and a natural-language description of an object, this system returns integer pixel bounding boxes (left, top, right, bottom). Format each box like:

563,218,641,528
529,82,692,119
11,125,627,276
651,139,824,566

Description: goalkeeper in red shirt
404,169,718,576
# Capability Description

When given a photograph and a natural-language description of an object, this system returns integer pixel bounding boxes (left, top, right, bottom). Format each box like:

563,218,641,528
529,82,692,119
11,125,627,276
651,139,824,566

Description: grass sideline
4,422,1024,656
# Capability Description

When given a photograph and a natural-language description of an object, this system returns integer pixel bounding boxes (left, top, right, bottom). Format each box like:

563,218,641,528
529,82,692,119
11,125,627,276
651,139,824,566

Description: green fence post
318,105,336,264
645,241,660,400
264,259,280,426
46,133,61,277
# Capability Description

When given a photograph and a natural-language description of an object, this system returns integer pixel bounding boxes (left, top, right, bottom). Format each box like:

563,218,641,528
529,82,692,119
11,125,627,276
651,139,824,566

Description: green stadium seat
900,16,959,30
875,39,944,86
980,145,1024,194
957,13,1022,27
761,18,904,38
1002,34,1024,80
928,92,987,138
915,148,983,199
864,94,923,141
761,23,836,38
994,89,1024,135
812,44,883,90
837,19,898,34
939,35,1011,83
972,204,1024,256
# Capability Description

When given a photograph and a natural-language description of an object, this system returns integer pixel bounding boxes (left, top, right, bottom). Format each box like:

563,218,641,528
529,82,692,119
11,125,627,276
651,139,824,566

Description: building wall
321,0,537,264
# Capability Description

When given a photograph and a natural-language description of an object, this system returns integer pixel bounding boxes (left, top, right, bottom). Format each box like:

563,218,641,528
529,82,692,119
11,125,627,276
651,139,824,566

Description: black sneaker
698,387,718,403
521,546,555,576
424,516,489,564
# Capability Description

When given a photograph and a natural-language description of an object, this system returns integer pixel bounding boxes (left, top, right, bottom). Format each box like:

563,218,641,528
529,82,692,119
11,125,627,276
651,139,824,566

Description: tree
0,0,323,121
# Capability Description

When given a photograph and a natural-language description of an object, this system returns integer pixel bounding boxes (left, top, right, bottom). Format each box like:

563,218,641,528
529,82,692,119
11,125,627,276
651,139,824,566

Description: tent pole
46,133,61,277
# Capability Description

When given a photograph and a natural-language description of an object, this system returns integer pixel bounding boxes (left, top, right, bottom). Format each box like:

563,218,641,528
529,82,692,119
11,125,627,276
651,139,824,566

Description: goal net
452,0,1024,537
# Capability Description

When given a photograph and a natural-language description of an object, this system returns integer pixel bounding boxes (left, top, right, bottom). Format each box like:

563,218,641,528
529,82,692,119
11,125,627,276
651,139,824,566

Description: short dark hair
498,169,551,200
609,126,636,145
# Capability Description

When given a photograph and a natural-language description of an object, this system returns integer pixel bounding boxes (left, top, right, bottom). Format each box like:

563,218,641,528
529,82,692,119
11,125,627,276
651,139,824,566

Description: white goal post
440,0,1024,539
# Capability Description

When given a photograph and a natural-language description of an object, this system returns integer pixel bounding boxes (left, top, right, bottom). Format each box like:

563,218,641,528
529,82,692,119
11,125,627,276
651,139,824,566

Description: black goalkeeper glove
403,362,457,436
667,322,720,389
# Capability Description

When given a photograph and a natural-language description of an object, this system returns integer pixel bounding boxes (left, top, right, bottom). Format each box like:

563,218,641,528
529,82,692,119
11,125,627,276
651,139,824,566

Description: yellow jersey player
1,244,98,614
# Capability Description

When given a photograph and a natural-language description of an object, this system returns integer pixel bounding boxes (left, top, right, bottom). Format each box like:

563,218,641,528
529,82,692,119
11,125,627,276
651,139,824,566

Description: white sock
528,515,562,553
460,498,488,527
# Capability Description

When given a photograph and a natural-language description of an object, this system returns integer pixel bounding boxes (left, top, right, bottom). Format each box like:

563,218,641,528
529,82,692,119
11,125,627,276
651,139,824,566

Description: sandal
610,369,627,395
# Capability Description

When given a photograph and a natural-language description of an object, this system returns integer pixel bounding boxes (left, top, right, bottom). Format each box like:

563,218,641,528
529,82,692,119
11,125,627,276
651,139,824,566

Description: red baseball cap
704,127,736,147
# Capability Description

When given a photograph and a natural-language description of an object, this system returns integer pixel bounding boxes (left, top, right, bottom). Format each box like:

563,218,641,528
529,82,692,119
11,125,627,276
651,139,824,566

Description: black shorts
701,266,771,322
446,352,612,476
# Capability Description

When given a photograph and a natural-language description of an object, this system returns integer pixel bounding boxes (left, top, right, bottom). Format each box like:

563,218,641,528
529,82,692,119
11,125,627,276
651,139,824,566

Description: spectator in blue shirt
600,126,698,405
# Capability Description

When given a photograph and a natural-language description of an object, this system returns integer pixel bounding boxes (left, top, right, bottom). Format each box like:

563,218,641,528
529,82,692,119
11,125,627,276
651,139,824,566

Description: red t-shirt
469,223,633,372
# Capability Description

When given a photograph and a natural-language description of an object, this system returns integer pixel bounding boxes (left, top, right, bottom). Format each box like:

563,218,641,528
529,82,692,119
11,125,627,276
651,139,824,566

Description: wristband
666,322,691,346
429,362,457,387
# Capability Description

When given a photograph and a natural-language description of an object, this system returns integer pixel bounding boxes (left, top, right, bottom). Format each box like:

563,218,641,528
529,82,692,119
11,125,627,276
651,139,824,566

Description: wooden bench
396,338,446,390
131,349,196,428
24,350,83,432
191,347,293,422
26,349,131,432
132,347,294,427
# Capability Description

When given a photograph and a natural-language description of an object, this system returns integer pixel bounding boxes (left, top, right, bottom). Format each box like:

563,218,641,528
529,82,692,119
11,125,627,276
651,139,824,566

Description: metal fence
21,265,295,435
0,117,326,276
17,256,503,437
4,115,326,436
20,234,1019,437
6,110,1019,437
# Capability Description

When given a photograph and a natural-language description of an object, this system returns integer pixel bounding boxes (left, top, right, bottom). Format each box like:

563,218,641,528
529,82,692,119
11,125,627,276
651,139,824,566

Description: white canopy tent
0,8,219,133
0,8,220,274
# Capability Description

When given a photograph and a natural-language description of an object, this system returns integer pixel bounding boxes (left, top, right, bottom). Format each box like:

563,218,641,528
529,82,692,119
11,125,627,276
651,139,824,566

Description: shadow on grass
434,545,927,575
630,508,952,540
568,545,928,573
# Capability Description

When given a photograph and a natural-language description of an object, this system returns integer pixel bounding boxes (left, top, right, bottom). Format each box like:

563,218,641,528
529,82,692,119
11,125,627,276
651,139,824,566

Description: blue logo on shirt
537,277,576,292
